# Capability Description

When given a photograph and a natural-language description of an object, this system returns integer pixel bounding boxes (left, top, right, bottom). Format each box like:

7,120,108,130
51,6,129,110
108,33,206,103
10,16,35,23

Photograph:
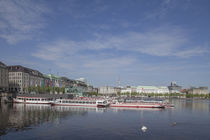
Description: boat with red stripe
110,100,165,108
51,98,110,108
13,96,53,104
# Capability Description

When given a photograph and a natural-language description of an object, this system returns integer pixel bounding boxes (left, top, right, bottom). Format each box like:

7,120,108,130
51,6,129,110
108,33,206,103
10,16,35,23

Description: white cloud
33,27,208,66
32,26,209,86
0,0,49,44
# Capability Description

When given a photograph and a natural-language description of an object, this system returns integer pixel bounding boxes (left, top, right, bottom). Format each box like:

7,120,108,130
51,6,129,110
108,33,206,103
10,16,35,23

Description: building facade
44,74,62,88
8,65,43,93
0,61,9,92
61,77,76,88
121,86,137,94
187,87,209,95
168,82,182,93
98,86,120,95
136,86,169,94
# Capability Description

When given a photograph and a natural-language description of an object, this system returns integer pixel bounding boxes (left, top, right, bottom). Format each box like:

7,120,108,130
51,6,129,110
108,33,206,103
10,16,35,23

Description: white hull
13,96,52,104
52,99,110,107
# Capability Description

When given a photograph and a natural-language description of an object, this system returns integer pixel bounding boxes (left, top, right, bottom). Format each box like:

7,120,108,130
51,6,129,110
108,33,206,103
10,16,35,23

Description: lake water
0,99,210,140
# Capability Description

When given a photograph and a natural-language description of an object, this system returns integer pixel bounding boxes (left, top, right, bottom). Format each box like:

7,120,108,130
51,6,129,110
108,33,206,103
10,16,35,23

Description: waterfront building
44,74,62,88
136,86,169,94
187,87,209,95
98,86,120,95
61,77,76,88
168,82,182,93
8,65,43,93
0,61,9,92
86,85,98,93
42,75,50,87
121,86,137,94
64,79,89,96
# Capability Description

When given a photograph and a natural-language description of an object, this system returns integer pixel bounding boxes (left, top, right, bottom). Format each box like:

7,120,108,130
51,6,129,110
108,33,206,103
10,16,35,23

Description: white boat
13,96,53,104
51,98,110,108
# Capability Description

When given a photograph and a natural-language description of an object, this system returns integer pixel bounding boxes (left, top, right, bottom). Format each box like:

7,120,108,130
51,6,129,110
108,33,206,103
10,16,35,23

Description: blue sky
0,0,210,88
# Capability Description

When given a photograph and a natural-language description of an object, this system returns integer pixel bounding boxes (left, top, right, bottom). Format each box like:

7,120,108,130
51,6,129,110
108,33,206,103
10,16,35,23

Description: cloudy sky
0,0,210,88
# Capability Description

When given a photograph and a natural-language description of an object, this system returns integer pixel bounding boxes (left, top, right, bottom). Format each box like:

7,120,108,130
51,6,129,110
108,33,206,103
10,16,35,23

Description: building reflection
191,99,210,112
173,99,210,112
0,103,107,136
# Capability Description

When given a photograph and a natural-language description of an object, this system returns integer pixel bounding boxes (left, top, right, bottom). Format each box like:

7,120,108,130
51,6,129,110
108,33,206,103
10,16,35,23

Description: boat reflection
1,103,100,136
111,107,164,112
52,105,107,113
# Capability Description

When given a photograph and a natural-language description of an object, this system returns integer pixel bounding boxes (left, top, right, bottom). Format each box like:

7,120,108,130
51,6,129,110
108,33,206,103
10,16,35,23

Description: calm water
0,99,210,140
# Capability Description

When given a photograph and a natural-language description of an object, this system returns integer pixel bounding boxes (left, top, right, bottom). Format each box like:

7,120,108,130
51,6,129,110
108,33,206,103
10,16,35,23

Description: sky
0,0,210,88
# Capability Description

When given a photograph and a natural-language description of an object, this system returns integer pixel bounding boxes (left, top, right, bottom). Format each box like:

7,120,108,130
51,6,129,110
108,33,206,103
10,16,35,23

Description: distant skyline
0,0,210,88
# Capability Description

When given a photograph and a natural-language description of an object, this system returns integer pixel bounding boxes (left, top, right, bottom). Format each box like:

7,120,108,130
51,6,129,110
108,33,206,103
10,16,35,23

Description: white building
136,86,169,94
121,86,137,93
98,86,120,95
8,65,43,93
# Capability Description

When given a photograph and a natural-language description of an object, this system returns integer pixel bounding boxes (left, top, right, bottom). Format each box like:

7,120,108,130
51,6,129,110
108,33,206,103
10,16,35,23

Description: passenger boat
51,98,110,108
13,96,53,104
110,100,165,108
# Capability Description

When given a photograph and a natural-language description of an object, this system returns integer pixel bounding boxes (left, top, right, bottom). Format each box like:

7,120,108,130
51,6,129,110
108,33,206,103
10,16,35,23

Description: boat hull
52,99,110,108
13,97,52,104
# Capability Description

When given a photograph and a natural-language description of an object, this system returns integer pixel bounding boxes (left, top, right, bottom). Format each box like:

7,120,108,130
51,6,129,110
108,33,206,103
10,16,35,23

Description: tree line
26,86,65,94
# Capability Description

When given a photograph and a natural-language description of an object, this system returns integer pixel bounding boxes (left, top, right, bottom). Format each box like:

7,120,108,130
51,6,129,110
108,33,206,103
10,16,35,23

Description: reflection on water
110,107,164,112
0,103,106,136
0,99,210,140
170,99,210,112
